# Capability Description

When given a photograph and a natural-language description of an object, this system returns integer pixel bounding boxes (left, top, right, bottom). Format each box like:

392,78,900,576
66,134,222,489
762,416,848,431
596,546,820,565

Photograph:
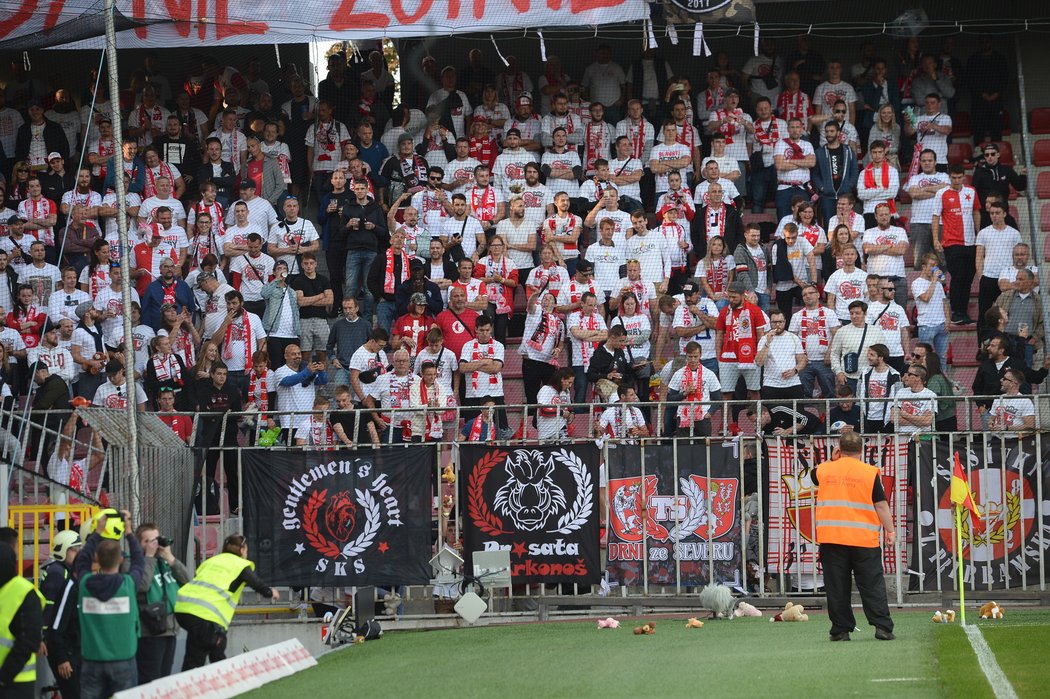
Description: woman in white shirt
694,235,734,310
610,291,652,400
474,235,518,344
536,367,574,440
521,291,565,405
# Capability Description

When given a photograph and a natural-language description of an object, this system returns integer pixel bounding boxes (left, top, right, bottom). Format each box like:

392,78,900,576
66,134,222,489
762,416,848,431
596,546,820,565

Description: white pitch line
964,624,1020,699
870,678,929,683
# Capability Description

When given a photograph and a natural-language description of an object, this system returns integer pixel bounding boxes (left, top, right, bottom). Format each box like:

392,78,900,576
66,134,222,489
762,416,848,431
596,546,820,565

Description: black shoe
875,628,896,641
830,631,851,642
951,314,975,325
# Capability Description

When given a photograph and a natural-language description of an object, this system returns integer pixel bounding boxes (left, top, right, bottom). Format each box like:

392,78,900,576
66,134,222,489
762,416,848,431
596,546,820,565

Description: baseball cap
516,92,532,106
410,292,427,306
575,259,594,272
681,281,699,295
159,258,176,268
5,214,26,225
239,178,256,189
75,301,93,320
397,133,414,144
29,362,50,375
505,127,521,138
47,152,63,162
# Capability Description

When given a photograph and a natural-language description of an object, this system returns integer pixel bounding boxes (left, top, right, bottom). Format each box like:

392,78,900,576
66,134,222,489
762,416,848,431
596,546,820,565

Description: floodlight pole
105,0,142,524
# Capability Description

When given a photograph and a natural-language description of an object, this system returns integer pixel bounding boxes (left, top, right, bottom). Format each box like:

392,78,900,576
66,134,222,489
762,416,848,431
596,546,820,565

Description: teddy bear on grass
770,603,808,622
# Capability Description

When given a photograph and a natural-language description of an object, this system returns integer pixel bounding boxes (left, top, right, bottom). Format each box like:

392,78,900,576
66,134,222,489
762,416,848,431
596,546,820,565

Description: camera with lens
156,536,170,548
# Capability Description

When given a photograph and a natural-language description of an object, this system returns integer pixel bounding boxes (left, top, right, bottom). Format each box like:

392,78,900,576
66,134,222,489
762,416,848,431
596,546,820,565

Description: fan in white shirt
890,366,938,436
988,368,1037,432
273,344,326,435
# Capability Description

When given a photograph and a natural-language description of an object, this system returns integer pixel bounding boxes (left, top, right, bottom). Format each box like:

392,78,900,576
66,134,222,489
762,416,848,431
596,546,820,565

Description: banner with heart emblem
605,443,742,587
460,445,601,584
242,447,433,587
911,439,1050,591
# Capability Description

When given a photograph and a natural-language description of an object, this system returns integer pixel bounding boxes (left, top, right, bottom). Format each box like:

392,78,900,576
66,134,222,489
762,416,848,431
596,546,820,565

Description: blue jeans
818,195,838,225
81,658,137,699
376,299,398,333
917,322,949,363
775,186,807,220
754,292,770,311
702,357,719,375
345,249,377,319
750,164,774,213
572,365,588,412
800,361,836,399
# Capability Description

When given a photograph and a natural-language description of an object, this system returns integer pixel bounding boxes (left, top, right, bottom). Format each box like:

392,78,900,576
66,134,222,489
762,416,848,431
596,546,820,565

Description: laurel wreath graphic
548,449,594,534
303,489,342,559
666,477,708,543
468,450,508,536
341,489,381,558
964,490,1023,547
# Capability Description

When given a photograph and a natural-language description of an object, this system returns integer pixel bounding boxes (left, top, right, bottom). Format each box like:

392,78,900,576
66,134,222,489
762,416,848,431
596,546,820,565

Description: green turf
245,610,1050,698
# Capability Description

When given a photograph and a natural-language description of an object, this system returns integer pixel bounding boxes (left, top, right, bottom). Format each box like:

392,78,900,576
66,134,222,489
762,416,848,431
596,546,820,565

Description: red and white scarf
801,224,822,247
137,103,164,142
89,268,108,299
24,197,54,246
675,122,696,152
314,121,337,159
173,328,195,368
384,248,411,295
578,312,601,368
248,367,268,411
470,341,498,391
864,161,897,214
799,307,830,348
705,257,730,294
310,416,335,449
660,221,688,270
467,415,486,441
704,87,725,112
584,121,609,172
714,108,741,145
626,120,646,159
469,137,498,168
470,185,497,221
484,256,512,314
151,352,182,385
776,90,810,121
527,311,562,357
222,312,253,368
95,138,115,179
679,365,706,426
565,278,594,306
419,380,444,440
144,162,174,199
753,118,781,147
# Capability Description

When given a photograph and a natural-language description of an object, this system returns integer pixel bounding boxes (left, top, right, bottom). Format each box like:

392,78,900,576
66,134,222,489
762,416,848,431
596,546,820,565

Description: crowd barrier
6,504,100,584
5,396,1049,606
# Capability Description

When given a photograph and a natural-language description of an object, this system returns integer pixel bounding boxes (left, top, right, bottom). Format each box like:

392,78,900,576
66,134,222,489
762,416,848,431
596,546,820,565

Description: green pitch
247,609,1050,698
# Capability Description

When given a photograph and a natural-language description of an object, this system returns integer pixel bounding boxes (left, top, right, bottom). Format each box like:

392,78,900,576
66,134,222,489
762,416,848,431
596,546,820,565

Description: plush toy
441,465,456,484
979,602,1004,619
770,602,809,622
685,618,704,629
932,610,957,624
633,622,656,635
382,592,401,616
698,584,736,619
597,617,620,629
734,601,762,618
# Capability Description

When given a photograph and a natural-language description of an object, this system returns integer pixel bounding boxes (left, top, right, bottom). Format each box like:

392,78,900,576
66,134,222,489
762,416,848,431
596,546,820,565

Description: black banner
912,439,1050,591
460,445,601,584
606,443,742,587
243,447,433,587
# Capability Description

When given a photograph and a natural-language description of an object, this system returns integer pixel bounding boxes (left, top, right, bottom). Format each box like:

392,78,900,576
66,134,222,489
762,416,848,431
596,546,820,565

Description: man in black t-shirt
332,384,379,446
288,251,333,358
194,362,243,509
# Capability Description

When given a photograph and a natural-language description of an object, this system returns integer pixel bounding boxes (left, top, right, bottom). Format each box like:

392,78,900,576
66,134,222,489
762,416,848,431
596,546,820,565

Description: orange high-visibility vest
815,456,882,547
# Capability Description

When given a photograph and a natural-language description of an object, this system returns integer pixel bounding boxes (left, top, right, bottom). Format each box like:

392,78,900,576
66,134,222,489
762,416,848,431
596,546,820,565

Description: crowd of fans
0,32,1044,467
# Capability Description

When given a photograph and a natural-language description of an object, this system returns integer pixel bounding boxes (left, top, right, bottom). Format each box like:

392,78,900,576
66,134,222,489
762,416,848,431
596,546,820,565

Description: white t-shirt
460,339,505,399
745,244,768,293
825,268,868,320
914,112,953,163
866,300,908,357
608,157,644,200
976,226,1022,279
757,332,804,388
267,218,319,275
904,172,950,224
773,139,815,187
47,288,90,323
814,80,858,113
585,241,627,295
892,387,938,436
788,306,837,361
115,324,155,376
139,195,187,224
911,277,947,326
566,311,607,370
415,346,457,396
990,395,1037,430
650,142,692,192
862,226,908,278
668,363,723,421
611,313,652,359
92,285,140,345
217,311,265,372
541,149,583,198
201,282,235,340
93,380,147,409
693,178,740,207
859,366,900,422
492,148,533,197
304,121,351,172
672,298,718,357
444,157,481,195
273,363,318,432
349,346,389,402
440,217,484,261
536,385,570,439
624,232,669,287
496,218,540,270
19,263,62,306
229,253,275,301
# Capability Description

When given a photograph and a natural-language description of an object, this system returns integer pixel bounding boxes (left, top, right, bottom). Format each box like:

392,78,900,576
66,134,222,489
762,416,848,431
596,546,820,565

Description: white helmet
51,530,82,560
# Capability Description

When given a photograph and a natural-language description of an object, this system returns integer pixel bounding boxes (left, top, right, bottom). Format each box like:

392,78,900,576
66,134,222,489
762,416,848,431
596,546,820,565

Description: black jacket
39,169,76,213
972,356,1047,409
32,374,71,412
196,161,238,203
15,118,69,162
367,249,409,302
341,198,389,252
39,559,79,666
154,136,203,181
586,343,633,384
691,204,743,260
395,277,444,317
972,162,1026,209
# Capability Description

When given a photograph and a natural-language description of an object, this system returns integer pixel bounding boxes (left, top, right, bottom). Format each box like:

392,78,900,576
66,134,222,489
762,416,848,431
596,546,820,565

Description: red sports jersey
391,313,434,356
435,308,479,358
937,185,980,247
716,302,765,364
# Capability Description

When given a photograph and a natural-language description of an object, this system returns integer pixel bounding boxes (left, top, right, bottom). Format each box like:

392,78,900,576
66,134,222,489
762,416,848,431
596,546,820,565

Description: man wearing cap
505,95,543,155
381,133,430,206
716,281,770,430
39,529,83,699
391,292,435,358
493,128,533,198
28,320,75,384
288,252,332,357
15,98,69,171
395,257,443,317
141,258,193,330
40,153,76,226
228,174,279,236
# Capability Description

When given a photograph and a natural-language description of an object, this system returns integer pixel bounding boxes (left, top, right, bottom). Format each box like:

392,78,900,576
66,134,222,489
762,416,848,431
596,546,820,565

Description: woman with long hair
822,224,861,279
143,334,187,404
159,303,200,370
694,235,734,310
610,291,653,402
913,342,957,433
180,340,218,409
474,234,518,344
6,162,31,207
78,239,111,299
868,104,901,170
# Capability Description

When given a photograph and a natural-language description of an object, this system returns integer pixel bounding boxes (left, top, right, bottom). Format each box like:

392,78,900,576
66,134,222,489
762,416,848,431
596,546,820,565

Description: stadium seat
951,111,972,138
1037,171,1050,199
1042,203,1050,232
978,141,1014,167
1043,234,1050,262
1001,110,1012,137
948,334,980,367
1008,184,1019,200
1031,108,1050,135
1034,139,1050,167
947,143,971,167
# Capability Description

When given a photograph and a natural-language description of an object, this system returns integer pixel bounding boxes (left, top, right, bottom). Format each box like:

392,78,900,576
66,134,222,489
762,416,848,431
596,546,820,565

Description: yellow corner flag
951,452,983,534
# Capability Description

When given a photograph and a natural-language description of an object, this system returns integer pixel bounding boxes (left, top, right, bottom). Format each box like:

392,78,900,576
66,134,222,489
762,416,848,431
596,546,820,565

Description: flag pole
956,504,966,626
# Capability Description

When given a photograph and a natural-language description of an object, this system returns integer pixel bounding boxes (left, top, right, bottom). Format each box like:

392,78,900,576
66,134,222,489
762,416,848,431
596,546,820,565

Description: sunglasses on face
833,110,846,114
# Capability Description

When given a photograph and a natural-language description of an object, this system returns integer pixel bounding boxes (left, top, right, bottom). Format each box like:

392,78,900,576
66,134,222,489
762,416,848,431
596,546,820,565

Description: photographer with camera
134,524,189,684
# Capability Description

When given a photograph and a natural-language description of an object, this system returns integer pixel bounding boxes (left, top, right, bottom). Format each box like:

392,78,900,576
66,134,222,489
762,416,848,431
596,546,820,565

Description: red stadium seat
1041,203,1050,232
951,111,972,138
1034,139,1050,167
978,141,1014,167
1031,108,1050,135
1008,184,1019,200
1044,234,1050,262
1001,110,1012,137
1037,171,1050,199
947,143,971,167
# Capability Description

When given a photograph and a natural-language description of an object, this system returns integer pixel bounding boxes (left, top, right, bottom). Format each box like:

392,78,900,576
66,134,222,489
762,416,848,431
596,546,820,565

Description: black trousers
972,98,1003,143
774,285,802,324
176,613,228,670
522,356,555,406
46,647,81,699
819,542,893,635
944,245,976,318
136,635,176,684
977,275,1001,330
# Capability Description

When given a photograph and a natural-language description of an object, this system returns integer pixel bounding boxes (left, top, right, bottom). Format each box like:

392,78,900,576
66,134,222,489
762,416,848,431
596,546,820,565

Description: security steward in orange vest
815,430,896,642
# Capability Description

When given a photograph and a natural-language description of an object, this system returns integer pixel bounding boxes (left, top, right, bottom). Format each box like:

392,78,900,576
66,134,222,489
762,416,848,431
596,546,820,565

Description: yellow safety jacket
173,553,253,629
0,576,45,684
